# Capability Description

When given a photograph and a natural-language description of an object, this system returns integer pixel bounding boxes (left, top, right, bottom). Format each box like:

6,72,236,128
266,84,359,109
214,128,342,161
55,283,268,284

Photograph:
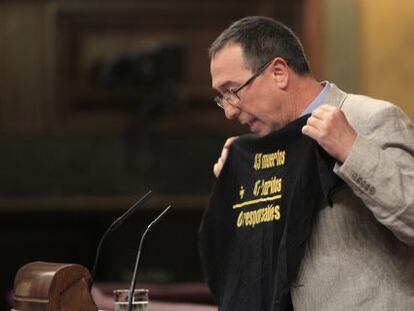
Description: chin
253,127,273,137
249,120,274,136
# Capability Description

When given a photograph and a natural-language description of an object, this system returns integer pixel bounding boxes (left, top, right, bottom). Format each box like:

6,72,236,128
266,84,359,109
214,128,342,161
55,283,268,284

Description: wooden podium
12,262,98,311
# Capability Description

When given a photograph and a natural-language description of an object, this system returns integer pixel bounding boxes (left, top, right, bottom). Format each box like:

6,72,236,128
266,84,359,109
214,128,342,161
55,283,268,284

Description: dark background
0,0,306,309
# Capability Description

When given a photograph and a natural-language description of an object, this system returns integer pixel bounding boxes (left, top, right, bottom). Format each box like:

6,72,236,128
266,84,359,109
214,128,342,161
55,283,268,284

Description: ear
270,57,289,89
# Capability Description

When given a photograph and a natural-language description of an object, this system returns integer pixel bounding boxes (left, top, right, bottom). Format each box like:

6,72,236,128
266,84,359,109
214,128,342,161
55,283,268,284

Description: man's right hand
213,136,239,177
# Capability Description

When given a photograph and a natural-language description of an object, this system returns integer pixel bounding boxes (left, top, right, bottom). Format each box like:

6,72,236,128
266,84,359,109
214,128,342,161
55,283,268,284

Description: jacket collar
323,83,348,109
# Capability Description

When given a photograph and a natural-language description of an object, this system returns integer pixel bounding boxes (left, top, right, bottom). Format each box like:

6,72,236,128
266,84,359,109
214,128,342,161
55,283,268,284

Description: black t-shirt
199,115,343,311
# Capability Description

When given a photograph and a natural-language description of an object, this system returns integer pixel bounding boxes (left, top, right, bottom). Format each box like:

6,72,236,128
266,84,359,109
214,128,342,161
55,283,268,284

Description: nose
224,104,240,120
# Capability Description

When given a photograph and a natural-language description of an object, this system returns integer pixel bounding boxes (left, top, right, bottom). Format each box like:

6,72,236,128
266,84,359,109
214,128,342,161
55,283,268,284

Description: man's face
210,43,289,136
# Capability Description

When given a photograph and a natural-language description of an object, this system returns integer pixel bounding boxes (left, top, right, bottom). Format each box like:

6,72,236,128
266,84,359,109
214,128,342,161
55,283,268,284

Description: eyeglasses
214,60,272,109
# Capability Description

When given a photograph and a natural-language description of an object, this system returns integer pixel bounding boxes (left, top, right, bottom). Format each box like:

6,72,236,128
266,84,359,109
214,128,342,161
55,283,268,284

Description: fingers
302,105,357,162
213,136,239,177
301,123,318,139
306,104,335,122
224,136,239,148
302,105,340,137
213,156,226,178
213,162,221,178
213,159,224,178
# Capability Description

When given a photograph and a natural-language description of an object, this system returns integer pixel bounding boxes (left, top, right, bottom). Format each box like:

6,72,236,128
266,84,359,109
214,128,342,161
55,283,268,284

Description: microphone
127,205,172,311
88,190,153,290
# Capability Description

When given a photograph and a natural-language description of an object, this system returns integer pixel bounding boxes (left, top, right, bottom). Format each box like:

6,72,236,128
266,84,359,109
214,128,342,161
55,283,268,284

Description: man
208,16,414,310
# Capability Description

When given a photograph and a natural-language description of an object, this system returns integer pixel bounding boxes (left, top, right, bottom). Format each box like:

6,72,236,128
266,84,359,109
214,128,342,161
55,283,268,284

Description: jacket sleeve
334,103,414,246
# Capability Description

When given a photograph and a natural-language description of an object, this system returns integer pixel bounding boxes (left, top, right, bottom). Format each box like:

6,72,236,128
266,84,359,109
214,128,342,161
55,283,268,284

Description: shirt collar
300,81,330,116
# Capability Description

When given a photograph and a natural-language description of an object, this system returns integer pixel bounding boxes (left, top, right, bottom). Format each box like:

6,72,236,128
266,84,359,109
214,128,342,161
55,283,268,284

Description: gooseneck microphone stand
88,190,153,290
127,205,172,311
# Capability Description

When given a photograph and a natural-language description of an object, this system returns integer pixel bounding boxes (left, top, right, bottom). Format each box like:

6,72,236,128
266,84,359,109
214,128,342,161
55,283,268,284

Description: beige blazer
291,84,414,310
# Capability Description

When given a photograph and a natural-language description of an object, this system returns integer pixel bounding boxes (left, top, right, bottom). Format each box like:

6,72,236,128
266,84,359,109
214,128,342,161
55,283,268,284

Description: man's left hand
302,105,357,163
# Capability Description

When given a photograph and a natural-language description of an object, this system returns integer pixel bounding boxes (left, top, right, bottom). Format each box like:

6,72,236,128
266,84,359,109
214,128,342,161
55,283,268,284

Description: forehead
210,43,251,91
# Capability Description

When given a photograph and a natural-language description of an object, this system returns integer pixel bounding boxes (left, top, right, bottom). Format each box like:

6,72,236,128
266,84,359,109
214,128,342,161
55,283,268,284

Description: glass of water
113,289,149,311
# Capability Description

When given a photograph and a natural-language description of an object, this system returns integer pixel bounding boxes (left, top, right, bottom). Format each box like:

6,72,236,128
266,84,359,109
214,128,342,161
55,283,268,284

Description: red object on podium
12,261,98,311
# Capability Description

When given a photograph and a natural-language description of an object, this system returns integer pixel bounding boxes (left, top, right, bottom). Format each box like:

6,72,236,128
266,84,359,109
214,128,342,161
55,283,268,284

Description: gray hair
209,16,310,75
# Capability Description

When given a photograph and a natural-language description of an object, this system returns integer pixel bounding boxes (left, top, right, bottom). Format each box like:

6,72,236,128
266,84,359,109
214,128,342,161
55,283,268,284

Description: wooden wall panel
0,2,48,134
359,0,414,120
0,0,304,135
322,0,360,93
45,1,302,134
0,6,4,131
302,0,323,79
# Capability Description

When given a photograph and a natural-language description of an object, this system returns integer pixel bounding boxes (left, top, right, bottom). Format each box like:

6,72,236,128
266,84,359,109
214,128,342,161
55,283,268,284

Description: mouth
244,118,259,132
239,115,261,133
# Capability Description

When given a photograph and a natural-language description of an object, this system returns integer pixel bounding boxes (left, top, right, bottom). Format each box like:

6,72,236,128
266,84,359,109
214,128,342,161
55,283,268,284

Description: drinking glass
113,289,149,311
